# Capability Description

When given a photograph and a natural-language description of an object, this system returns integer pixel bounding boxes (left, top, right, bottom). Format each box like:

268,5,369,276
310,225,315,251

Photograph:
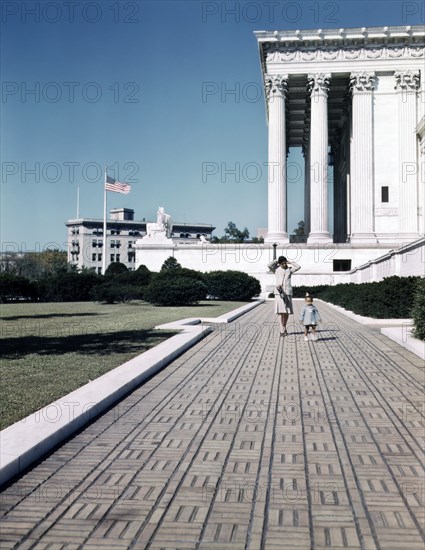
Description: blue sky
1,0,424,251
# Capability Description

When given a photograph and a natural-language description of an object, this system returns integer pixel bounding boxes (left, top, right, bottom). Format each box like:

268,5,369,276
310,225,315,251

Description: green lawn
0,300,247,429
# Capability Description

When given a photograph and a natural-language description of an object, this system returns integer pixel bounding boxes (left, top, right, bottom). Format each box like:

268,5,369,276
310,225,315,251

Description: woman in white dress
268,256,301,336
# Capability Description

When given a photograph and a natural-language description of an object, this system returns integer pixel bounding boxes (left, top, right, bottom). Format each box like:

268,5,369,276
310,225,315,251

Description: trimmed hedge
411,278,425,341
293,276,420,319
204,270,261,301
143,276,207,306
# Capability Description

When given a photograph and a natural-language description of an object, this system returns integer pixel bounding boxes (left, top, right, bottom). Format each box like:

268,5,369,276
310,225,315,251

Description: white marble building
136,26,425,288
256,25,425,246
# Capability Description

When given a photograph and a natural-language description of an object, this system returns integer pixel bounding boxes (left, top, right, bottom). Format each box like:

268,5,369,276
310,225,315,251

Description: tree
161,256,182,270
223,221,250,242
211,222,251,243
104,262,128,277
293,220,305,236
13,249,69,280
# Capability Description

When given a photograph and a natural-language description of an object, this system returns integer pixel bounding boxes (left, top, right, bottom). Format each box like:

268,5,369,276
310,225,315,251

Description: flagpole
102,168,107,275
76,186,80,218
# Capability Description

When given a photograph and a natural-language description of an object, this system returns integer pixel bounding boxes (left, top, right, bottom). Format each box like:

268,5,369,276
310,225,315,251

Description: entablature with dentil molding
256,25,425,76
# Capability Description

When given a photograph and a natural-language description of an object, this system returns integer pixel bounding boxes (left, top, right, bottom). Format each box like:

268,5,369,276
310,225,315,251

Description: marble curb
317,299,424,359
381,326,425,360
0,300,263,487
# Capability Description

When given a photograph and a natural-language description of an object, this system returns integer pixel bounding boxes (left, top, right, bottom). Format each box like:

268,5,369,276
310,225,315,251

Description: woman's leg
279,313,288,334
282,313,289,330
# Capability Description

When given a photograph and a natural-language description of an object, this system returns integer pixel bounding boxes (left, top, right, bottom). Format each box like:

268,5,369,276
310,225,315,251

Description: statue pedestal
135,234,175,249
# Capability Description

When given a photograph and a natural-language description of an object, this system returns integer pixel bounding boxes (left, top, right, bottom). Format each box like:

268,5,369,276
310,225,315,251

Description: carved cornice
264,74,288,100
266,45,425,63
307,73,331,95
350,72,375,92
394,70,420,91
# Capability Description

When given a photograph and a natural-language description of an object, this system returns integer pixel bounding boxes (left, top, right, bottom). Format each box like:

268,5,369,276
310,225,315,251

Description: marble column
265,74,289,244
395,70,420,239
350,72,377,243
307,73,332,244
302,143,311,237
303,104,311,237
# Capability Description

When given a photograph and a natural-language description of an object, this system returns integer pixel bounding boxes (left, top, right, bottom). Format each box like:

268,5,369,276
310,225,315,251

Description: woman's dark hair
278,256,287,264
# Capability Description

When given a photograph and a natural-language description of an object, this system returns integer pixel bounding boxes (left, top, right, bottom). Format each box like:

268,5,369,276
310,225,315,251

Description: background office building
66,208,215,273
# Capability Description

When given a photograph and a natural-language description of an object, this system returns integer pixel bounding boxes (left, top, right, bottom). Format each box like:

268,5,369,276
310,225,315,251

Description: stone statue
145,206,173,239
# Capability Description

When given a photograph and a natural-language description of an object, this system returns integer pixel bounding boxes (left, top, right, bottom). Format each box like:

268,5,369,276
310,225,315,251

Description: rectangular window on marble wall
333,259,351,272
381,186,389,203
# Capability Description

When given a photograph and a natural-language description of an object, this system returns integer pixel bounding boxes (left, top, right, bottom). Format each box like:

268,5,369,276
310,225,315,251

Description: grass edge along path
0,300,248,429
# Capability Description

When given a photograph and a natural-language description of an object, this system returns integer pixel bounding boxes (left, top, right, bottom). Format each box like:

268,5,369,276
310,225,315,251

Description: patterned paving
0,301,424,550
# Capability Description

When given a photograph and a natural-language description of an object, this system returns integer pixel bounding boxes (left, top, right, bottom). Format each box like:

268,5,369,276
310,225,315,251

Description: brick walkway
1,301,424,550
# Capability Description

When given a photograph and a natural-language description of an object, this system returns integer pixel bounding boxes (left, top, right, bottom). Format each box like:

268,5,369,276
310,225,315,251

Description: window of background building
98,253,102,261
381,186,389,203
110,254,115,262
92,253,96,261
333,259,352,272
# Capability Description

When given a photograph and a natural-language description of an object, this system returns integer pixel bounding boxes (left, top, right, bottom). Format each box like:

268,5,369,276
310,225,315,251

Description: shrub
412,278,425,341
91,283,142,304
204,271,261,301
143,277,207,306
104,262,128,277
38,271,101,302
161,256,182,270
118,265,152,287
154,267,206,283
0,274,37,302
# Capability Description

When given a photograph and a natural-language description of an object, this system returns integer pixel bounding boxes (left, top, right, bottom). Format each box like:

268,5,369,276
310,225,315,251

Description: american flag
105,175,131,194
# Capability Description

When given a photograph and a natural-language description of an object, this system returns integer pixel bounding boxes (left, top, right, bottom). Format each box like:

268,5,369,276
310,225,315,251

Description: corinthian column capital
265,74,288,101
307,73,331,96
394,70,420,91
350,72,375,93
